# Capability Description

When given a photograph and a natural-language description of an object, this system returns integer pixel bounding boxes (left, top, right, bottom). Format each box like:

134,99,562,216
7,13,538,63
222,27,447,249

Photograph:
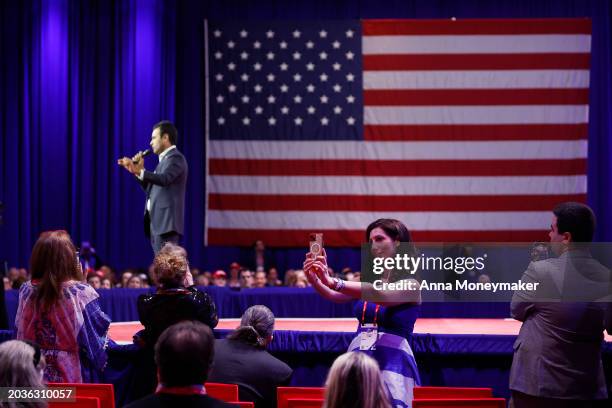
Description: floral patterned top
16,280,111,383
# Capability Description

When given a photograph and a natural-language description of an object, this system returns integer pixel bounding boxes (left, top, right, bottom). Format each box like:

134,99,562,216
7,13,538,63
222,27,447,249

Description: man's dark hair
153,120,178,145
553,202,596,242
155,321,214,386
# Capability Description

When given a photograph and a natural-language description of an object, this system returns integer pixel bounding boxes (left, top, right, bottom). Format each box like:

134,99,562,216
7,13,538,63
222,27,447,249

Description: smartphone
309,233,323,257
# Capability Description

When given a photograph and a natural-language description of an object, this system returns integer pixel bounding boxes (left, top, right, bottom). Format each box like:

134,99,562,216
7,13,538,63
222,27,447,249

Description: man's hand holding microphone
117,149,150,176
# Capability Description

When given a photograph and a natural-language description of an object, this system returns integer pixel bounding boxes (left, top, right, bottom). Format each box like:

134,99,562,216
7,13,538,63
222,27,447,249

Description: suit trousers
150,231,180,254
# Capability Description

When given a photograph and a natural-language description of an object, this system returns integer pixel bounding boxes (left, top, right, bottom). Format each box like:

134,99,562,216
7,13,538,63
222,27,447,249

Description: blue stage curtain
1,0,611,272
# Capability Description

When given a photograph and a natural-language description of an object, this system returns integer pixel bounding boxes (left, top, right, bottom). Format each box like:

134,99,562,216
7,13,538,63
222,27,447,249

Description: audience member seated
134,244,218,397
118,270,134,288
239,269,254,289
254,269,267,288
87,273,102,289
228,262,241,288
212,270,227,287
286,270,309,288
202,270,212,282
266,267,282,287
128,275,143,288
196,274,210,287
15,230,111,382
98,265,115,282
125,321,233,408
283,269,295,286
208,305,292,408
101,277,113,289
323,352,391,408
0,340,47,391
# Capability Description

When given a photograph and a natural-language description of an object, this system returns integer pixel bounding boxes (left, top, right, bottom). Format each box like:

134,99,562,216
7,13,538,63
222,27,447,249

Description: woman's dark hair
30,230,83,311
228,305,274,348
365,218,412,243
365,219,418,282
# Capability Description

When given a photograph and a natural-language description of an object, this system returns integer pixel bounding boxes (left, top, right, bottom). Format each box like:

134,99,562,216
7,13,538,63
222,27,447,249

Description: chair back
48,383,114,408
205,382,240,402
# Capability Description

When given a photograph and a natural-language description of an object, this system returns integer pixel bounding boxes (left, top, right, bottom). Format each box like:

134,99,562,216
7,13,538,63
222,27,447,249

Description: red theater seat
413,398,506,408
277,387,325,408
48,383,114,408
287,398,324,408
414,387,493,399
205,382,240,402
49,396,100,408
231,402,255,408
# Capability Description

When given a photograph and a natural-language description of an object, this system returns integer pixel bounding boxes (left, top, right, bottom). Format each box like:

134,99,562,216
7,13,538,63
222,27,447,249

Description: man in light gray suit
510,202,612,408
118,121,188,254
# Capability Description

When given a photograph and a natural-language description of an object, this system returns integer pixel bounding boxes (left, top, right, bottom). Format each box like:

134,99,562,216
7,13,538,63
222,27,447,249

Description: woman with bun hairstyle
209,305,293,408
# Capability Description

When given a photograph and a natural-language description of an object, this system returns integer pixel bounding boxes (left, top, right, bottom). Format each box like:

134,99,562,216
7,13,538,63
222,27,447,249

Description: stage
2,317,611,405
110,317,598,343
104,318,612,405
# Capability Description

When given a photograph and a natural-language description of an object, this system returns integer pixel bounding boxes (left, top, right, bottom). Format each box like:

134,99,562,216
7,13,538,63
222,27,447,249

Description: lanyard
361,301,380,326
156,385,207,396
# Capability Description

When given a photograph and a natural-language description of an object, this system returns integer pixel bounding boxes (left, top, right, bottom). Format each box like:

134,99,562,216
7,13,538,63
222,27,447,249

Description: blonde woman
324,352,391,408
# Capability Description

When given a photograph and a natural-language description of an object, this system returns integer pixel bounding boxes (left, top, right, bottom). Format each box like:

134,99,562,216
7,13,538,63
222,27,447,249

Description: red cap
229,262,240,269
213,270,227,278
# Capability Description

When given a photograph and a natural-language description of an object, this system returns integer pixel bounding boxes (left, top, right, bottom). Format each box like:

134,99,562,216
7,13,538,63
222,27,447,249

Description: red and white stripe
206,19,591,246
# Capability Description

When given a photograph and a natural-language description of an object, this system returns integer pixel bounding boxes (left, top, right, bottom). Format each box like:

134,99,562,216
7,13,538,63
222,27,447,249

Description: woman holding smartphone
15,230,111,383
304,218,421,408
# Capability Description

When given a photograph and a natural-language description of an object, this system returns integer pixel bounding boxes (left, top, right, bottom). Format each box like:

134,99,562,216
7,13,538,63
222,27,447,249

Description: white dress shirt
138,145,177,212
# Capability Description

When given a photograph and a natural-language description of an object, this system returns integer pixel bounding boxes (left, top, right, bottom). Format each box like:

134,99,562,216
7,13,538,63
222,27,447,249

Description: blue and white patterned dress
16,280,111,383
349,301,421,408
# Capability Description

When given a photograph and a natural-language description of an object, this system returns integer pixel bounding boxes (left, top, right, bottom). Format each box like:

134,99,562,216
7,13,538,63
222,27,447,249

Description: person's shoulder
188,287,215,305
258,349,293,376
65,281,100,301
137,291,155,303
168,147,186,160
18,280,34,295
527,258,557,276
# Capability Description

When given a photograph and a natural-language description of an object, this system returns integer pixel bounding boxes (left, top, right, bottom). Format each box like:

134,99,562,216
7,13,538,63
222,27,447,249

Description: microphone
133,149,151,163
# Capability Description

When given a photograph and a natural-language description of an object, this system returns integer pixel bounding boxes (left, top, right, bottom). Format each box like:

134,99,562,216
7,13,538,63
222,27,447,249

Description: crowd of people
1,202,611,408
0,228,390,408
5,248,362,292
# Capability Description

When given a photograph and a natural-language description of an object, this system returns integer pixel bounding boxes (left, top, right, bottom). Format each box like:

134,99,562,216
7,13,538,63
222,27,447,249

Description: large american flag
204,19,590,246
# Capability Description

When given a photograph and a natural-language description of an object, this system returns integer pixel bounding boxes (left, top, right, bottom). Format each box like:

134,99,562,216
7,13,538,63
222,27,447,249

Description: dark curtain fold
1,0,611,273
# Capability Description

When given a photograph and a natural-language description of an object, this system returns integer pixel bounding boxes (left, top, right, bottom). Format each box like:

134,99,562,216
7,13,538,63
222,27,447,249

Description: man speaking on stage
118,121,188,254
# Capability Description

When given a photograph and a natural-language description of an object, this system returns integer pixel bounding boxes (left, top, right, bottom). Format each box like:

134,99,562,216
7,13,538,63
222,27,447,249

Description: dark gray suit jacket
139,147,188,237
510,250,612,399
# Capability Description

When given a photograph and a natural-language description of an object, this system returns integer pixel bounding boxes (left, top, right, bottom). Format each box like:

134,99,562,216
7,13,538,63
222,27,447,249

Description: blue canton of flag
207,21,363,140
